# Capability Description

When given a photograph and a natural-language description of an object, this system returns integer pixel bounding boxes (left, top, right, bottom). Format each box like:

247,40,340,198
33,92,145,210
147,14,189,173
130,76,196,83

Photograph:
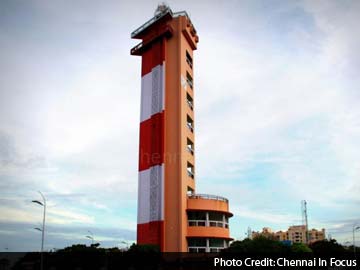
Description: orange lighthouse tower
131,5,233,252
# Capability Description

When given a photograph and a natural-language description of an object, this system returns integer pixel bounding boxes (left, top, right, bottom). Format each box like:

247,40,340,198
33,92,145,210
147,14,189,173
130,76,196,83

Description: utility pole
32,191,46,270
353,224,360,256
247,227,252,239
301,200,309,244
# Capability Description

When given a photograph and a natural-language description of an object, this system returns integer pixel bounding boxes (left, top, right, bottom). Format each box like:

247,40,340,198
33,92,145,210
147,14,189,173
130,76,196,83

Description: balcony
187,195,233,249
188,210,229,229
187,194,233,217
188,194,229,203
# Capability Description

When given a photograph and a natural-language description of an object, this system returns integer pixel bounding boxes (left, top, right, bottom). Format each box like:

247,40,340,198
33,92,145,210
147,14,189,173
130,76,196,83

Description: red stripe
141,38,166,76
139,112,164,171
137,220,164,250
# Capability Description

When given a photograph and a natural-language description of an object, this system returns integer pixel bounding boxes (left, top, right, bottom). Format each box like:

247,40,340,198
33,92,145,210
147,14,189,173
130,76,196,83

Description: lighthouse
131,5,233,252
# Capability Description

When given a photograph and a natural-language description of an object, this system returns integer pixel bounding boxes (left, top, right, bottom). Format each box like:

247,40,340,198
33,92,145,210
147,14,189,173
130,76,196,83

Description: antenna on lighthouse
154,2,170,16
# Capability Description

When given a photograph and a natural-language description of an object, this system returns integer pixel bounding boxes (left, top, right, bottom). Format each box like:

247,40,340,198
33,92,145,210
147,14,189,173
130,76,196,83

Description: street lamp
86,230,94,245
32,191,46,270
353,224,360,255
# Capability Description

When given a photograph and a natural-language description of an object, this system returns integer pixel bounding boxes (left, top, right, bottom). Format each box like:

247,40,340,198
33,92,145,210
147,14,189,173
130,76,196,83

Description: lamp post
86,230,94,245
32,191,46,270
353,224,360,255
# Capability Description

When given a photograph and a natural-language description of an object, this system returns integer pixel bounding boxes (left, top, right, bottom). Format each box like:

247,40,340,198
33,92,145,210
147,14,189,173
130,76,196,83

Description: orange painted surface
187,226,232,240
163,15,198,252
187,198,233,217
132,11,232,252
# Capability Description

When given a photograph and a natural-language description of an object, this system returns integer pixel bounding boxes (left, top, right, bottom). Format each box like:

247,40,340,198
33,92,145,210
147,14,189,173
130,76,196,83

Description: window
186,92,193,110
187,115,194,132
186,72,193,89
188,210,206,226
189,247,206,253
209,238,224,248
188,211,206,221
187,162,194,179
209,212,223,221
187,186,194,195
186,50,193,69
187,138,194,155
188,238,206,247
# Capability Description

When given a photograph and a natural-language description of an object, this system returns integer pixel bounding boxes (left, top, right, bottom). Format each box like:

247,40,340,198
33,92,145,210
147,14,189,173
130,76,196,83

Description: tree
309,239,346,254
226,236,290,253
291,243,312,253
127,243,160,253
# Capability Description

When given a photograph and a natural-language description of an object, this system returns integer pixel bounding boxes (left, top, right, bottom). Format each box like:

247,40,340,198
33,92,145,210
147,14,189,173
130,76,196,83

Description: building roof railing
131,8,196,38
188,193,229,203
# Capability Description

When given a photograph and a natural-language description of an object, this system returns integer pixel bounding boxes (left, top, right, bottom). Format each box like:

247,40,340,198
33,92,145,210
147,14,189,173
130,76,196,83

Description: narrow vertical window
186,50,193,69
186,92,193,110
187,162,194,179
186,72,193,89
187,115,194,132
187,138,194,155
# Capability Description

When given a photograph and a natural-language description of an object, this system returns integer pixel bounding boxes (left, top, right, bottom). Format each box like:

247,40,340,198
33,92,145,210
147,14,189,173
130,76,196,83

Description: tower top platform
131,5,196,39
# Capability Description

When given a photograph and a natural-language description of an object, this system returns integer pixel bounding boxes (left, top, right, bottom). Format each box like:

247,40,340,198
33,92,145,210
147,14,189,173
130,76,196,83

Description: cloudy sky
0,0,359,251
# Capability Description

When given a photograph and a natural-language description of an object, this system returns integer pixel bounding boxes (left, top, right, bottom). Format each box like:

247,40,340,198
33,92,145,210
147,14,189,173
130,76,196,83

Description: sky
0,0,359,251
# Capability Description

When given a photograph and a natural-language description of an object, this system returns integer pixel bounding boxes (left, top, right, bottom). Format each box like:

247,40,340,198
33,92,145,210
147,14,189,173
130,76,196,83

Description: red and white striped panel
137,40,165,248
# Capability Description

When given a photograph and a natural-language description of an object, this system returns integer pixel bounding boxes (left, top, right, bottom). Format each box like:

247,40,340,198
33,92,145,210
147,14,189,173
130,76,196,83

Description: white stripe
140,64,165,122
137,165,164,224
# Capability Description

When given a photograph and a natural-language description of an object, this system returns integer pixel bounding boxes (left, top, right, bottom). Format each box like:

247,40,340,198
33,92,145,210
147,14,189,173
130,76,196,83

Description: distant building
252,227,276,240
252,226,325,244
308,228,326,244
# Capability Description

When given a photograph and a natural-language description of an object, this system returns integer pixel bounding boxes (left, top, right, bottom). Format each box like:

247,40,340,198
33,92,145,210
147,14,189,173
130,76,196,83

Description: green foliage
226,238,352,254
128,243,160,253
291,243,312,253
309,239,347,254
59,243,101,252
227,236,289,253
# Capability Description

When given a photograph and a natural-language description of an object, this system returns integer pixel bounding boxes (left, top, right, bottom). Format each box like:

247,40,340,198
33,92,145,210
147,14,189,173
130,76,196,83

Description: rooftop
131,5,196,38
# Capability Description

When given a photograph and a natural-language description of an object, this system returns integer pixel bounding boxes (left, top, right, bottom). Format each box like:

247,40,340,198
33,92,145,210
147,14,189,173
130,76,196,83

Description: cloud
0,201,94,225
232,206,299,227
0,0,359,250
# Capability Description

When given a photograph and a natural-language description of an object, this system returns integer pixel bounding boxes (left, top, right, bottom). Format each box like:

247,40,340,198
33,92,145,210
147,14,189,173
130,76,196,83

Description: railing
209,220,228,228
209,247,223,253
188,194,229,203
173,11,197,34
188,219,229,228
131,9,197,39
188,247,225,253
188,247,206,253
130,41,143,54
131,8,172,38
188,220,206,227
